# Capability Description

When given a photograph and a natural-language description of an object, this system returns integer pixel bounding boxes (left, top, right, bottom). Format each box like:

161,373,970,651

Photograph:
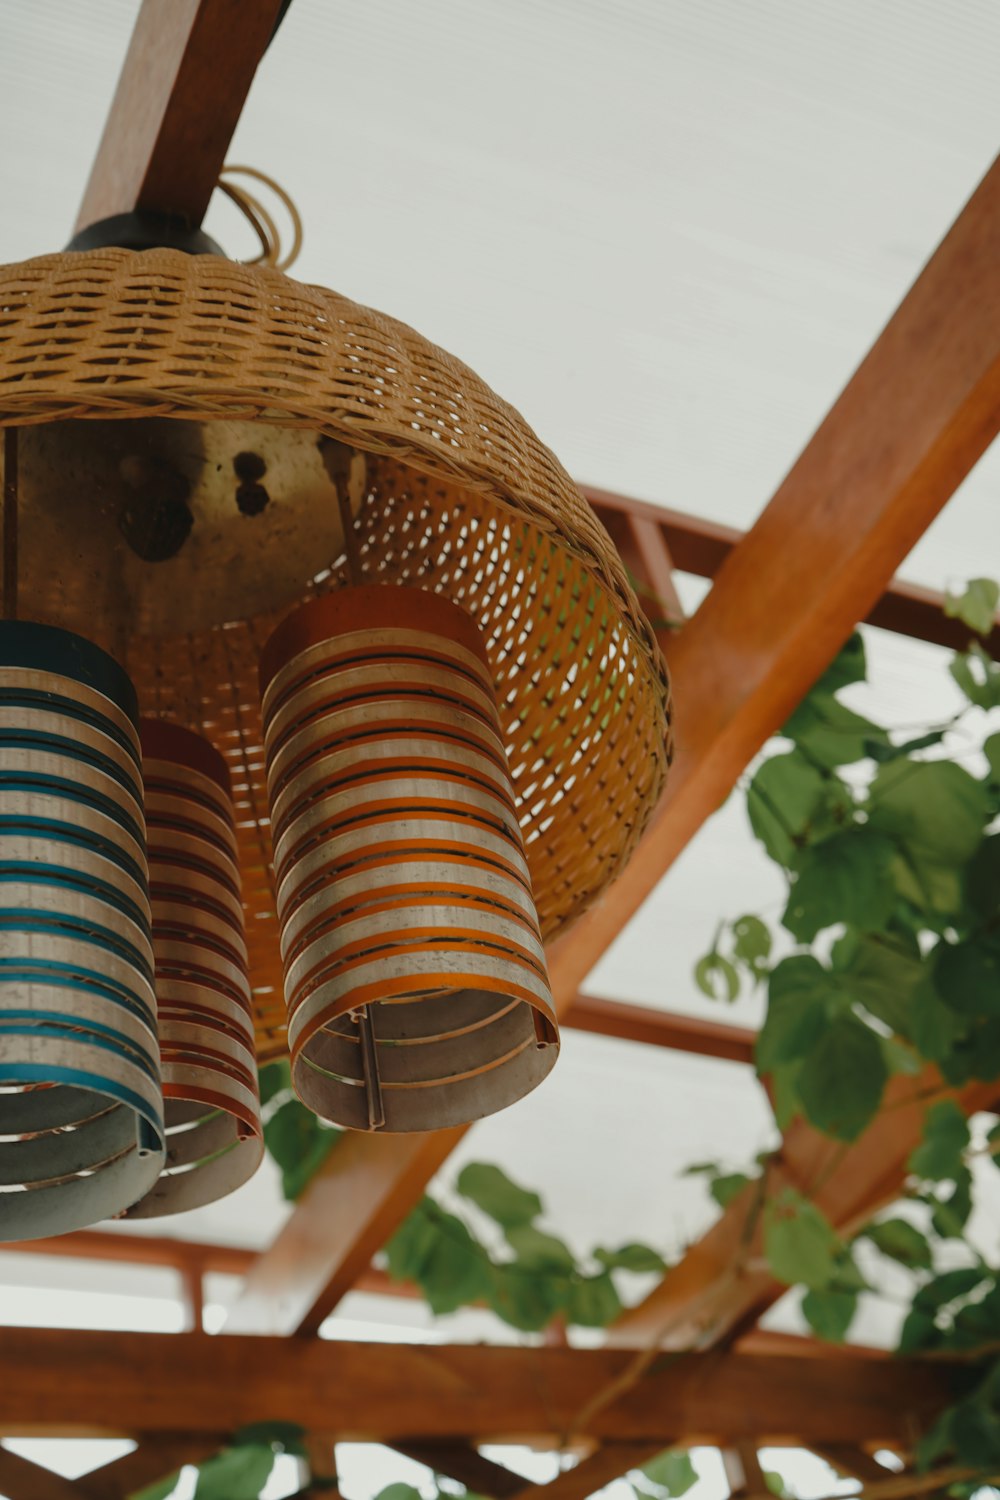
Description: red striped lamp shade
128,719,263,1214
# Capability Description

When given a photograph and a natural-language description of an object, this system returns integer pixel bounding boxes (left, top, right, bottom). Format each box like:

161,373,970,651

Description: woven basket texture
0,250,672,1059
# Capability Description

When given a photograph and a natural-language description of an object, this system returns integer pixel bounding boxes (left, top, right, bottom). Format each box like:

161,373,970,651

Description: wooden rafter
75,0,281,233
226,151,1000,1340
583,488,1000,661
566,995,755,1065
0,1333,947,1448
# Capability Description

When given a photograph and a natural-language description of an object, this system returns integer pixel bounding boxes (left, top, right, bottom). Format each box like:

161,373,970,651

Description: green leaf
374,1486,426,1500
132,1475,181,1500
694,952,739,1003
488,1262,566,1331
797,1015,888,1141
567,1271,623,1327
639,1450,699,1497
909,1099,970,1181
710,1172,751,1209
988,1119,1000,1159
930,1165,973,1239
747,751,845,868
801,1285,857,1342
898,1307,940,1355
783,693,888,769
910,976,966,1062
232,1422,306,1456
193,1445,275,1500
966,835,1000,925
258,1059,291,1106
913,1266,989,1313
386,1199,441,1283
412,1207,492,1315
947,1398,1000,1470
950,644,1000,710
868,760,989,868
812,633,868,695
763,1190,840,1290
865,730,946,764
456,1162,543,1228
839,924,923,1044
944,578,1000,636
732,914,772,968
756,956,838,1074
595,1243,668,1274
263,1098,339,1202
782,829,896,941
986,734,1000,784
862,1218,933,1270
934,938,1000,1019
504,1224,576,1273
771,1061,802,1129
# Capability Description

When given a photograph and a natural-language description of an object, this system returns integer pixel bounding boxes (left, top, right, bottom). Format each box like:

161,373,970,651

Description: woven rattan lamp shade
0,248,672,1062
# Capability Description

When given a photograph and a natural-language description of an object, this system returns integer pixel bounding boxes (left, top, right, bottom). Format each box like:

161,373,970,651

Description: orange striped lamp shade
128,720,263,1212
259,586,559,1131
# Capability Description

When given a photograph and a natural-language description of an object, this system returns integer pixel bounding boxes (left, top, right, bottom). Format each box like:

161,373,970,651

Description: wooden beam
75,0,282,233
0,1333,948,1449
511,1445,667,1500
0,1229,255,1277
0,1448,82,1500
566,995,755,1065
390,1444,526,1499
225,1129,462,1335
582,488,1000,661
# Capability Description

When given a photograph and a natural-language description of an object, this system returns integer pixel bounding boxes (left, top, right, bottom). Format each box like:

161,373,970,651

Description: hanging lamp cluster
0,226,671,1237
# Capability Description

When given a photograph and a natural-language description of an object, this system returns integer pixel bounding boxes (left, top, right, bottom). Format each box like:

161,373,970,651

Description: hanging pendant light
127,719,263,1214
0,246,673,1147
260,586,558,1130
0,621,164,1240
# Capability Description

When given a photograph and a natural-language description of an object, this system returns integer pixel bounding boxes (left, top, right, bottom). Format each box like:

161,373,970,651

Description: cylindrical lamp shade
0,622,164,1239
259,586,559,1132
127,720,263,1215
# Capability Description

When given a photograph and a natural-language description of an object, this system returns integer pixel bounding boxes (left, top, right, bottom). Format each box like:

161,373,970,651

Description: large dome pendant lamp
0,231,673,1141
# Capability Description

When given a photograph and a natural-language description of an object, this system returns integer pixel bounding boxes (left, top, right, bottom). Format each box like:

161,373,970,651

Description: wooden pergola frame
4,3,1000,1497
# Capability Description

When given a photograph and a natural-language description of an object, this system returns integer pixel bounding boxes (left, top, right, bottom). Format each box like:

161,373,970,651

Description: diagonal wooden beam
607,1073,1000,1349
227,152,1000,1340
0,1447,83,1500
82,1435,226,1500
0,1332,948,1449
390,1443,526,1499
510,1445,667,1500
226,1129,463,1335
75,0,282,234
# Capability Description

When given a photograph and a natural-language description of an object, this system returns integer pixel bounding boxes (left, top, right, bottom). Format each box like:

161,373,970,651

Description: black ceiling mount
66,210,225,256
